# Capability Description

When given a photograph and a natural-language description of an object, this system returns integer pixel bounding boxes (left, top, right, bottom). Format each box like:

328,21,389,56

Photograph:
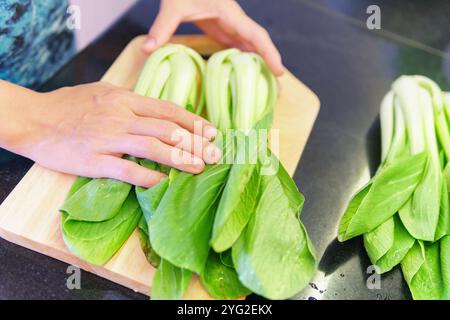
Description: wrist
0,81,46,156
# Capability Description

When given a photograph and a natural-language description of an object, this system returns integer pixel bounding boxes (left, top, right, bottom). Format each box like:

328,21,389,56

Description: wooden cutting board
0,35,320,299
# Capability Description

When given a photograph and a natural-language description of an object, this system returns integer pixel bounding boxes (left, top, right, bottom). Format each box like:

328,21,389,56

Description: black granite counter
1,0,450,300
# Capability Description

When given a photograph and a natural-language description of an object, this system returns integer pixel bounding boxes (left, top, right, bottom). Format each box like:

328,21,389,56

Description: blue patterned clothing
0,0,74,88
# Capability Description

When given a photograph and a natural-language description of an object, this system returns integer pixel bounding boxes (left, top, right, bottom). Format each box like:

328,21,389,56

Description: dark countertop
1,0,450,300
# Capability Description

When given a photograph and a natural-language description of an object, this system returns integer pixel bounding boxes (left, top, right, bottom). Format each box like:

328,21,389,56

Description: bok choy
148,47,316,300
61,43,317,300
133,44,206,298
60,158,140,265
338,75,450,299
60,44,205,267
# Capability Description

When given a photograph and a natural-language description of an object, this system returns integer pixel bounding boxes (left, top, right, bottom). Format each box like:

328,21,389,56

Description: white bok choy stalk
393,77,441,242
379,91,395,163
205,49,277,132
134,43,205,113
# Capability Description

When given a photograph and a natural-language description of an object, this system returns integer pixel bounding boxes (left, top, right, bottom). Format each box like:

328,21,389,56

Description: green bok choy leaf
61,175,141,265
232,154,317,300
200,252,251,300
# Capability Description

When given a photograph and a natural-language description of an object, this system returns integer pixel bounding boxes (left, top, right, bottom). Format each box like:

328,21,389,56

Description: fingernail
204,126,218,141
192,156,205,168
142,38,156,52
204,145,222,164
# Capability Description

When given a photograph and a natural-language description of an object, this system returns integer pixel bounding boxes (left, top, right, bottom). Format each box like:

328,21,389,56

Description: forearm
0,80,41,154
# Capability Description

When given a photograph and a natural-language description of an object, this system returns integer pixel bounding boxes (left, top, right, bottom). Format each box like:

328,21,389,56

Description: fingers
195,19,235,47
111,135,212,174
143,0,283,75
217,12,284,76
143,3,181,53
238,18,284,76
143,0,284,76
196,20,255,53
129,96,218,140
128,117,221,163
96,156,167,188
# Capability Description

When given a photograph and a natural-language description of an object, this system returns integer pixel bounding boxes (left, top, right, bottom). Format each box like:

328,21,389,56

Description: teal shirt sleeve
0,0,75,88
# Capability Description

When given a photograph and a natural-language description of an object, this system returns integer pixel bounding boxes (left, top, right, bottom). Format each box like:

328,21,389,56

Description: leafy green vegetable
149,164,231,274
62,176,140,265
339,75,450,300
232,156,316,300
364,215,415,273
220,250,234,268
440,235,450,299
435,163,450,240
61,43,207,269
135,160,169,268
133,44,208,298
62,189,141,265
151,259,192,300
135,174,168,268
63,192,139,240
138,215,161,268
363,217,395,268
62,44,317,301
204,47,315,300
401,241,445,300
200,252,251,299
380,91,394,162
204,45,276,234
205,49,277,131
61,179,132,222
394,79,442,241
136,178,169,223
134,44,205,113
67,176,92,197
400,157,441,241
211,134,261,253
415,76,450,161
210,162,259,253
338,152,427,241
61,157,138,264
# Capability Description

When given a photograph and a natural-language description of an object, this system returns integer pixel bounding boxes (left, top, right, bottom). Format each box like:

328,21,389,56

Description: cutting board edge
0,220,150,295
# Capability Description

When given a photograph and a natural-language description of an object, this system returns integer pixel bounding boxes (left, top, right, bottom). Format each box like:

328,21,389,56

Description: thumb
143,8,180,53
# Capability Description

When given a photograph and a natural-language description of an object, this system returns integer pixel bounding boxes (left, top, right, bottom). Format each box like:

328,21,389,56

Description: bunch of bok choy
133,44,206,299
146,48,316,300
60,44,204,267
61,44,317,300
338,75,450,299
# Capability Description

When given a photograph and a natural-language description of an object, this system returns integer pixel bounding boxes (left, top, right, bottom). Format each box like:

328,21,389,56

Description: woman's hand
143,0,284,76
0,81,221,188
